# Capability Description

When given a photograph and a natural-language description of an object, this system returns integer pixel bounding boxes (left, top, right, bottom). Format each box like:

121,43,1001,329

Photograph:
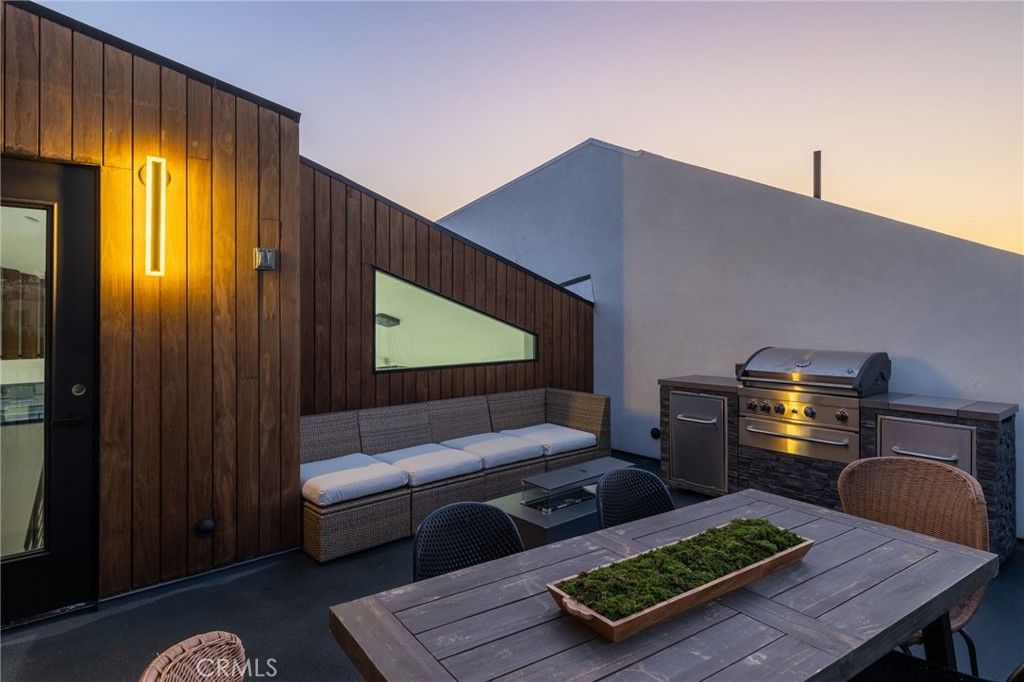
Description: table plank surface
330,489,999,682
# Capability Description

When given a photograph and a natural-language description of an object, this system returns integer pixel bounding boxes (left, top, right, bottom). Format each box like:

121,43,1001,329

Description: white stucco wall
440,140,1024,536
443,140,631,452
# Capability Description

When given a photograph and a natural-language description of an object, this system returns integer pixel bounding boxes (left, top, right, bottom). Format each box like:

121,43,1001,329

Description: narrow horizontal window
374,269,537,372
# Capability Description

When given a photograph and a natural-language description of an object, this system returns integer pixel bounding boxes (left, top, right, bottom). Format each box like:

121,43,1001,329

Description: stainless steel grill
736,347,891,397
736,347,891,464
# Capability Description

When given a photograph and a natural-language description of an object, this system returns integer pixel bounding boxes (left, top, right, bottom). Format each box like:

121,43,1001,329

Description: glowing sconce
144,156,167,276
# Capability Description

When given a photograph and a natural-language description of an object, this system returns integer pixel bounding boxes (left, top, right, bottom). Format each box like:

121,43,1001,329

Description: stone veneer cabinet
659,376,1017,562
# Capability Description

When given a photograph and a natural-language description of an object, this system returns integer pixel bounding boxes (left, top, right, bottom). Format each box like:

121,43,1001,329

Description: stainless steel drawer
739,416,859,464
877,416,976,476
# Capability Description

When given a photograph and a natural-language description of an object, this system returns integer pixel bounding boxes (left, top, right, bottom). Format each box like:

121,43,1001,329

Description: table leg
922,612,956,668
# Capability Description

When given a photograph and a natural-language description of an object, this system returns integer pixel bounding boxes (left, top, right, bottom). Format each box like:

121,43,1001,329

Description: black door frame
1,156,99,627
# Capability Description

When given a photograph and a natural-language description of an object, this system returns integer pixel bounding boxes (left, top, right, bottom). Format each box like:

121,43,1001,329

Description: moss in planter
557,518,803,621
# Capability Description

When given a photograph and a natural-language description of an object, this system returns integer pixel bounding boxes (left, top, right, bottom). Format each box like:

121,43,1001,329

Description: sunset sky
47,1,1023,254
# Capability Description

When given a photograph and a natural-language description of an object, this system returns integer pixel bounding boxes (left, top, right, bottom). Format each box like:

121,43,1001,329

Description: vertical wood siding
298,162,595,414
1,3,302,597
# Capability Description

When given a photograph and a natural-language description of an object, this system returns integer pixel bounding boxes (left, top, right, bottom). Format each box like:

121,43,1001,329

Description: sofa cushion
300,453,409,507
500,423,597,455
428,396,493,443
373,443,483,486
487,389,546,431
358,403,432,455
299,411,361,464
440,433,544,469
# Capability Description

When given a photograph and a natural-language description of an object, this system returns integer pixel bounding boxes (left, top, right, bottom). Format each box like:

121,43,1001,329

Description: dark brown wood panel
234,98,261,563
279,116,301,550
130,56,162,588
297,161,594,414
3,6,39,155
159,66,189,582
3,4,304,599
102,45,131,169
330,179,347,412
299,164,316,415
258,107,282,555
186,80,214,574
313,172,332,413
71,32,102,163
97,166,133,597
212,89,238,567
39,19,71,160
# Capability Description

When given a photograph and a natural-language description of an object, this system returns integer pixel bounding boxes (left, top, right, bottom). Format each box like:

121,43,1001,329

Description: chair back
139,631,245,682
838,456,988,551
595,468,674,529
414,502,524,581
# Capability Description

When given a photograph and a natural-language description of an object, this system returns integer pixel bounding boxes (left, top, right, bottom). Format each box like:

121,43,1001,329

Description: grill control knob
774,403,785,414
835,409,849,423
804,406,816,418
759,401,771,413
746,399,758,411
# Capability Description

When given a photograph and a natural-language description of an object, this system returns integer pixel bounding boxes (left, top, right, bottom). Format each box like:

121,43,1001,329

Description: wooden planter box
547,536,814,642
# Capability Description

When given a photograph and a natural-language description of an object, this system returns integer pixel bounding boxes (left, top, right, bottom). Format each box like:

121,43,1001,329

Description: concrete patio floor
2,455,1021,681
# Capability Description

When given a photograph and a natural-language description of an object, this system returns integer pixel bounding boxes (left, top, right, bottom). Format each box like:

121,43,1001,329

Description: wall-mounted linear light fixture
144,156,167,276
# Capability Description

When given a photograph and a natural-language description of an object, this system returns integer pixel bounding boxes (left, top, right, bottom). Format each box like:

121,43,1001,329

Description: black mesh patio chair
413,502,524,581
595,468,674,529
851,650,1024,682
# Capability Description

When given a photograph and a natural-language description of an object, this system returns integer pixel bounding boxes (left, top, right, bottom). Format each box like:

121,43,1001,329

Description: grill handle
740,376,853,391
890,446,959,464
676,414,718,425
744,424,849,448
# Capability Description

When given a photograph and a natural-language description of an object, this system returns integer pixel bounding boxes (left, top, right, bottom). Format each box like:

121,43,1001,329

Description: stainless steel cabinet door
669,392,727,494
877,416,976,476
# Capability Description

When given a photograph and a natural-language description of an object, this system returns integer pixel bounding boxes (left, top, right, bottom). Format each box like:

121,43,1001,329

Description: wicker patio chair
139,631,245,682
838,456,989,677
413,502,524,581
595,468,674,529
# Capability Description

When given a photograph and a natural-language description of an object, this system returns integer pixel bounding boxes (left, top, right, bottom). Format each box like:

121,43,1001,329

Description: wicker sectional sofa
299,388,611,562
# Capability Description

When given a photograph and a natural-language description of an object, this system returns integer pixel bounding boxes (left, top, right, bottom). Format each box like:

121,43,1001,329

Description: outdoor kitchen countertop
658,374,739,393
861,392,1018,421
659,375,1018,422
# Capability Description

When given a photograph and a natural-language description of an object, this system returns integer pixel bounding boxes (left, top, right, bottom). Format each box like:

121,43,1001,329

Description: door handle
676,414,717,425
51,416,86,428
744,424,849,447
891,446,959,464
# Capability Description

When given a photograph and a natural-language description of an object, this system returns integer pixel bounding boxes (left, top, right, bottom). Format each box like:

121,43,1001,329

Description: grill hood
736,347,891,397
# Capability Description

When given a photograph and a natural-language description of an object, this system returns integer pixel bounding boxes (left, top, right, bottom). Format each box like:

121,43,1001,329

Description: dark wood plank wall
299,162,595,415
1,3,301,597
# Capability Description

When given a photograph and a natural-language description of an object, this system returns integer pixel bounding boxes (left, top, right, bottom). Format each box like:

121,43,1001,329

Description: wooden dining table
329,488,998,682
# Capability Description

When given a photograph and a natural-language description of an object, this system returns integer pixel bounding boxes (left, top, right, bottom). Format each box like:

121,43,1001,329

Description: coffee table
487,456,634,548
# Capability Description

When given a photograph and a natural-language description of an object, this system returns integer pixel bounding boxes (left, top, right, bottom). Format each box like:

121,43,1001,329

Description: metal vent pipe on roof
813,150,822,199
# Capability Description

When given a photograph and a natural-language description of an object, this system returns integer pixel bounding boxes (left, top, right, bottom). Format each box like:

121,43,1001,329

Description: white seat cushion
373,443,483,486
300,453,409,507
499,423,597,455
440,433,544,468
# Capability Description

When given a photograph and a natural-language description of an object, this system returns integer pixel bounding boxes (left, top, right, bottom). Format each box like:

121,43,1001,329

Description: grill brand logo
197,657,278,678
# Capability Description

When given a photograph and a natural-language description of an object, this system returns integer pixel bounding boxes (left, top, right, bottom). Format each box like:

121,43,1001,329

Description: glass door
1,158,97,627
1,204,49,559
